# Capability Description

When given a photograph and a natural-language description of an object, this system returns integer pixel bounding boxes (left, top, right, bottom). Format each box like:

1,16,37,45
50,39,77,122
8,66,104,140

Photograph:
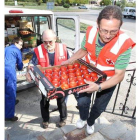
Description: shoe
76,118,86,129
15,99,19,105
58,120,66,127
5,116,18,121
86,124,95,135
42,122,49,129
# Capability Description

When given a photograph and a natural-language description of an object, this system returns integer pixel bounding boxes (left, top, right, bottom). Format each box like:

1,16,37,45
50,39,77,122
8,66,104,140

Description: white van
122,7,136,18
5,8,81,91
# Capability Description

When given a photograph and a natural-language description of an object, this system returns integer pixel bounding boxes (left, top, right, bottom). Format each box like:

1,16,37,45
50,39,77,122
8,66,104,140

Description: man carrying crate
26,29,70,129
62,6,135,135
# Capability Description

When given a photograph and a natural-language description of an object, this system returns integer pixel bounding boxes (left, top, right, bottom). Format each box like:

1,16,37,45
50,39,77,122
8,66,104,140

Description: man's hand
26,72,32,82
61,60,71,65
78,80,99,94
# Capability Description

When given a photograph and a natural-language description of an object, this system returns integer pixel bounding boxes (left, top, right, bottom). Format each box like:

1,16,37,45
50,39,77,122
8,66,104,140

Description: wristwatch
97,84,102,92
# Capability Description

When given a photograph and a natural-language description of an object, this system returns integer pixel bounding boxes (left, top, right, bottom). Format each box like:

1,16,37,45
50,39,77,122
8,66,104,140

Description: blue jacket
5,44,23,80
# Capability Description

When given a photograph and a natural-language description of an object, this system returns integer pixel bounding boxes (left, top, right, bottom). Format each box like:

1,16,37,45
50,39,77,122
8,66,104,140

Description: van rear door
54,15,80,54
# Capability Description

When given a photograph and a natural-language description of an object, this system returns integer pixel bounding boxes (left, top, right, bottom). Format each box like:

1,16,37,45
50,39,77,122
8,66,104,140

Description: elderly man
26,29,69,129
5,37,23,121
62,6,135,134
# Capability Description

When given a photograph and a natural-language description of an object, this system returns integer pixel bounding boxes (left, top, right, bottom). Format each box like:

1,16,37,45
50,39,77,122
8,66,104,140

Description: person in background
62,6,135,135
26,29,70,129
5,37,23,121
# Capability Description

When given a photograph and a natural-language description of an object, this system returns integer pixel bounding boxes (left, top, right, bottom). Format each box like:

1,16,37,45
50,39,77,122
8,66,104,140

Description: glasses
99,28,119,35
43,40,53,44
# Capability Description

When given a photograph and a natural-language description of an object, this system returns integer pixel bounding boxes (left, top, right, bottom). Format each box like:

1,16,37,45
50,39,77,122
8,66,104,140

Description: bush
37,0,43,5
126,2,135,7
5,2,14,6
63,3,70,9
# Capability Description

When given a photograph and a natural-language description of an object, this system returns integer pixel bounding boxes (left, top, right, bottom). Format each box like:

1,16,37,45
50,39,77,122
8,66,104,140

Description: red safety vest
85,26,135,78
34,43,67,67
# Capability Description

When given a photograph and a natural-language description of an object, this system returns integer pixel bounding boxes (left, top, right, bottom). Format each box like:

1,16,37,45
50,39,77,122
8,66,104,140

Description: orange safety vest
85,26,135,78
34,43,67,67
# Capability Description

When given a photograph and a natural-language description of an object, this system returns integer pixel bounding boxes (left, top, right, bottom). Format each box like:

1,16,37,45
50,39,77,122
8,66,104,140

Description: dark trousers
74,85,116,126
40,94,67,122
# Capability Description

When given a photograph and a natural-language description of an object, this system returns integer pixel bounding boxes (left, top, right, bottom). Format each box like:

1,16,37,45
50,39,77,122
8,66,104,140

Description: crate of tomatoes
29,59,107,100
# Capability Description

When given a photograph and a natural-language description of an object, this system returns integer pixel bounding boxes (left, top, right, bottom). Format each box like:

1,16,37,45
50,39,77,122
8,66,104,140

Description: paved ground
5,85,136,140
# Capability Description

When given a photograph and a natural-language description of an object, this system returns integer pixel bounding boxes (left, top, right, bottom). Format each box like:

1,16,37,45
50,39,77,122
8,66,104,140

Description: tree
37,0,43,5
100,0,111,6
63,3,70,10
120,0,127,10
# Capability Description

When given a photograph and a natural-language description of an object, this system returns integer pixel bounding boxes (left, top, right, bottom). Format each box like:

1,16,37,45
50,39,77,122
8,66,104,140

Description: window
56,18,76,50
34,16,50,35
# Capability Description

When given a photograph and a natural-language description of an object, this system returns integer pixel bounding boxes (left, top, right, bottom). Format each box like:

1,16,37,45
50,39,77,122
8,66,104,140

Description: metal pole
112,0,114,5
15,0,17,6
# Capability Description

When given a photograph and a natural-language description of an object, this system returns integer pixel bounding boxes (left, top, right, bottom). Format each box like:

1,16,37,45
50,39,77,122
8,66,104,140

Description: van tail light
9,10,23,13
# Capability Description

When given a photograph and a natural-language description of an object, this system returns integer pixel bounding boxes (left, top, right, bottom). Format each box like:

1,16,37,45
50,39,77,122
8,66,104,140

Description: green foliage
126,2,135,7
116,1,121,7
63,3,70,9
5,2,15,6
100,0,111,6
37,0,43,5
17,0,36,1
120,0,127,10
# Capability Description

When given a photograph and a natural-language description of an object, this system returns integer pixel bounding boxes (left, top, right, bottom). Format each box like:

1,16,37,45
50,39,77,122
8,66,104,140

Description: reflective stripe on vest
38,45,45,58
59,43,64,57
96,63,115,71
110,33,129,55
88,26,97,44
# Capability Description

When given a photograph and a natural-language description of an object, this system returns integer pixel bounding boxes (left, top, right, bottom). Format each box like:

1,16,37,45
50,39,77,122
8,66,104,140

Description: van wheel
124,15,126,18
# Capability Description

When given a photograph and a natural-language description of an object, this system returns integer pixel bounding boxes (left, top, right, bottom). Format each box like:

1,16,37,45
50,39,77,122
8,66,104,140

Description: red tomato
52,81,60,87
61,71,68,75
69,81,78,88
45,69,52,74
41,70,45,74
92,76,98,82
52,76,60,82
85,77,92,82
82,69,89,75
53,67,60,72
61,74,68,80
75,71,82,76
73,63,80,68
67,64,74,69
45,73,52,78
75,68,81,72
68,69,75,73
77,76,84,81
61,79,68,84
83,74,91,79
81,65,88,70
61,83,69,90
60,66,67,71
89,72,98,77
69,77,77,82
69,73,76,78
52,72,59,77
78,79,86,86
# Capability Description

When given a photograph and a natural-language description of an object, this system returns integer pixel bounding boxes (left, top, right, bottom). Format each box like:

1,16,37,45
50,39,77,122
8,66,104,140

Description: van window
56,18,75,49
34,16,50,35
